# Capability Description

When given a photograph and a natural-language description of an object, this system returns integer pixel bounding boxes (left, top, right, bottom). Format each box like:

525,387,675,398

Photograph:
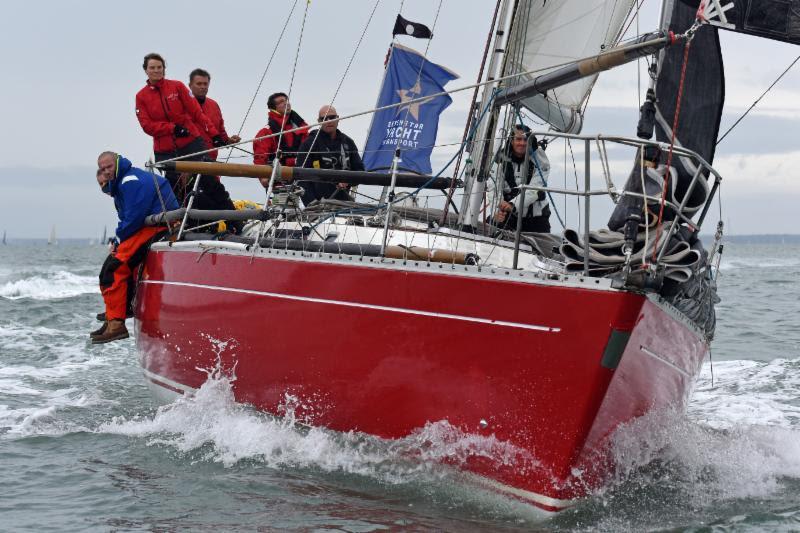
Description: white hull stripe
639,345,692,378
142,367,198,395
142,280,560,332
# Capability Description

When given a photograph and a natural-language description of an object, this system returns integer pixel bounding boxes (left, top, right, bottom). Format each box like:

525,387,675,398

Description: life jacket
267,110,309,162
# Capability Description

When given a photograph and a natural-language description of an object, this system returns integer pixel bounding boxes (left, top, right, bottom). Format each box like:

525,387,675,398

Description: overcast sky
1,0,798,238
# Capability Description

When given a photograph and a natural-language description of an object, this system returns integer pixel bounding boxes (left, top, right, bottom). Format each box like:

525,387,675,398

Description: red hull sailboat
122,0,791,517
135,240,708,513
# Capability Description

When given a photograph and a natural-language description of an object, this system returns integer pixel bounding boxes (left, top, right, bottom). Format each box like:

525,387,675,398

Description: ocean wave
690,358,800,429
0,270,98,300
0,389,101,438
593,357,800,525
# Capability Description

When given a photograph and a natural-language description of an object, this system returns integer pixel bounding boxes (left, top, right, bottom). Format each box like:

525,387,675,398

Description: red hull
135,245,708,513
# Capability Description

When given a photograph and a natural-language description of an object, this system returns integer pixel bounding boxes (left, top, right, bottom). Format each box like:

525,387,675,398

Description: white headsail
505,0,636,133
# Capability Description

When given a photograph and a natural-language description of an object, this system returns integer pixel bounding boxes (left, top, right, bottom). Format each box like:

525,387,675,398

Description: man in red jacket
135,53,240,231
253,92,309,187
188,68,241,161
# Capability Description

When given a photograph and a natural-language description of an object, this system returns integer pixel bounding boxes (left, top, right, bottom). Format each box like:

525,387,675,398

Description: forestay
504,0,636,133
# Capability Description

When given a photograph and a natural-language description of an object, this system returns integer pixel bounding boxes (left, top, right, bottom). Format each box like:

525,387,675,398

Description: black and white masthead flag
392,14,433,39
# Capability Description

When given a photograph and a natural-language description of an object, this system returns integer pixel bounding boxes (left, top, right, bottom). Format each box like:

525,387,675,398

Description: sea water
1,240,798,532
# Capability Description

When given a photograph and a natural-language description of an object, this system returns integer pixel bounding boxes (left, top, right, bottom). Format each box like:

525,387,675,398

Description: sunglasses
318,114,338,121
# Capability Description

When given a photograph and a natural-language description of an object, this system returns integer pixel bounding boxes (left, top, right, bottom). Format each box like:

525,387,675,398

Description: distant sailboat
2,230,6,245
101,226,107,246
48,225,57,246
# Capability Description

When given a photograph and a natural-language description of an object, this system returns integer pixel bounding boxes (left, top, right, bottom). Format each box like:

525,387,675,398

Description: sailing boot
89,321,108,339
91,319,129,344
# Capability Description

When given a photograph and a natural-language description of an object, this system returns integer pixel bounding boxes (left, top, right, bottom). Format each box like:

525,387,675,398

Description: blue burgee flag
363,44,458,175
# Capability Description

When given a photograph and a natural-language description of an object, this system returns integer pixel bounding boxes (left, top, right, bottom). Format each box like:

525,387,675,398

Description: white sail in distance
505,0,636,133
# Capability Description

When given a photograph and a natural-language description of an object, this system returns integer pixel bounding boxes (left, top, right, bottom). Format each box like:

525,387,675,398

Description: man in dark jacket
91,152,178,344
296,105,364,205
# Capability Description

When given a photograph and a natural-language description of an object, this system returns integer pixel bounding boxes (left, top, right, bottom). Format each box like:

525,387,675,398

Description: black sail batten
609,0,725,230
710,0,800,46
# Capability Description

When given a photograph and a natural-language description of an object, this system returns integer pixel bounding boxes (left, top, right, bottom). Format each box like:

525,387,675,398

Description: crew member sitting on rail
296,105,364,205
489,124,552,233
188,67,241,161
90,151,178,345
254,92,309,187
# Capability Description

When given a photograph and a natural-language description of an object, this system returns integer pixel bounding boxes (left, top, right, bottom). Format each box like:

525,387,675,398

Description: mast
457,0,517,229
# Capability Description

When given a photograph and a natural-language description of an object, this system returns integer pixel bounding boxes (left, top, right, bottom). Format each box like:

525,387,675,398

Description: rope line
226,0,300,162
154,34,681,166
652,36,693,263
275,0,311,161
716,54,800,145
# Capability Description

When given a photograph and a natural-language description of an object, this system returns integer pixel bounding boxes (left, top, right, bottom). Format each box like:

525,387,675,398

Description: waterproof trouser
99,226,166,320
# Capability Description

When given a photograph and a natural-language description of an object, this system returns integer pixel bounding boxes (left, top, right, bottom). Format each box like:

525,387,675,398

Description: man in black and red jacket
253,92,309,186
187,67,241,161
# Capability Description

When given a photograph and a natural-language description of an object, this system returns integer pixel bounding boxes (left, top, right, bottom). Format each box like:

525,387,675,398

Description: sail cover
504,0,636,133
710,0,800,45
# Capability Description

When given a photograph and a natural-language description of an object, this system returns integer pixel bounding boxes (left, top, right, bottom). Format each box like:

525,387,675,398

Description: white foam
0,270,98,300
99,371,533,486
0,387,103,438
605,357,800,504
690,358,800,429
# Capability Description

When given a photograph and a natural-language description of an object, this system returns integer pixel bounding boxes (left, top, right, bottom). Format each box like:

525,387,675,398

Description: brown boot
91,319,129,344
89,322,108,338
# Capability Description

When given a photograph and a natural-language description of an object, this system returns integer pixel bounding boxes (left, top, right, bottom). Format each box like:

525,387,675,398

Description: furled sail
503,0,636,133
709,0,800,45
609,0,725,231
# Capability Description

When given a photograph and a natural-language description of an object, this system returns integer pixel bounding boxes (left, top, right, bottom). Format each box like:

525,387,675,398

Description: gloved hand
174,124,190,137
108,237,119,253
212,135,226,148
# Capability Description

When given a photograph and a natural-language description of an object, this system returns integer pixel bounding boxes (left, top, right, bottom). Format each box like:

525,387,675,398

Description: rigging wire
275,0,311,159
157,35,687,166
716,54,800,145
297,0,381,168
225,0,300,162
441,0,502,223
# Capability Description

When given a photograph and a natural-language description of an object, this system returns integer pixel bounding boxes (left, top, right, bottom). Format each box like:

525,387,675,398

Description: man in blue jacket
91,151,178,344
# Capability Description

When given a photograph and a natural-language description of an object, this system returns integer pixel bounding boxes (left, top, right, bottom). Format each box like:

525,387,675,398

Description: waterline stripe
142,280,560,332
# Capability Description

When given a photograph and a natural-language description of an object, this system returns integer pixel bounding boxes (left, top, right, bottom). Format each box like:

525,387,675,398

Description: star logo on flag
396,80,433,121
